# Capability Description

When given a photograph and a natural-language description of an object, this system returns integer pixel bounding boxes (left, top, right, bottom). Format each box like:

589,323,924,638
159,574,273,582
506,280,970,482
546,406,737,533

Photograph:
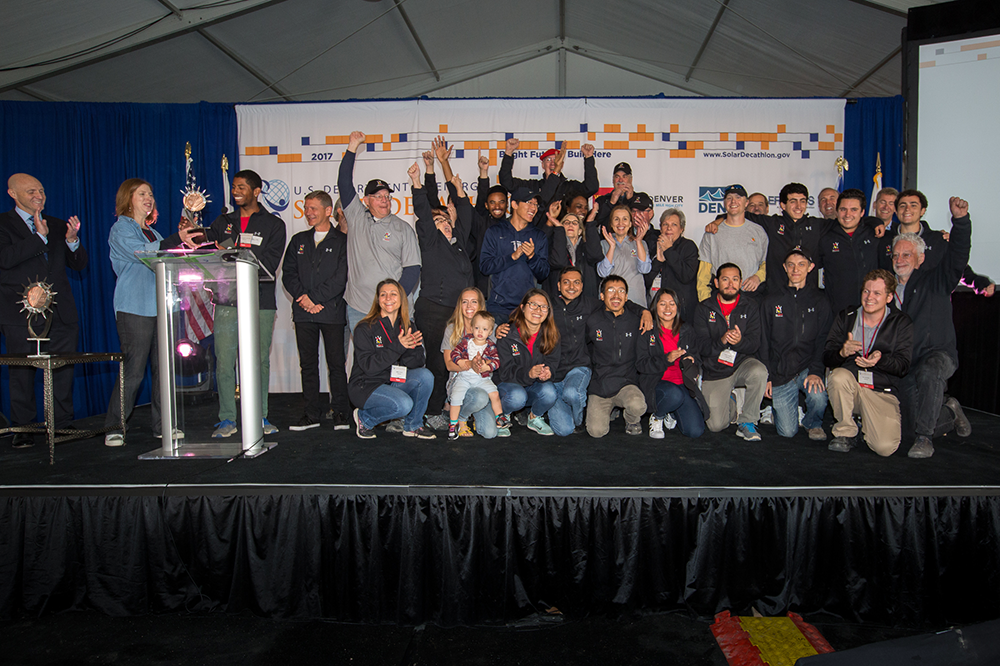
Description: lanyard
379,319,395,344
861,311,885,357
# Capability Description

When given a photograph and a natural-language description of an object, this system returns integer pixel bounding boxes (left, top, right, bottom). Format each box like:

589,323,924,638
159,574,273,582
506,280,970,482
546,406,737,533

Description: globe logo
262,179,290,211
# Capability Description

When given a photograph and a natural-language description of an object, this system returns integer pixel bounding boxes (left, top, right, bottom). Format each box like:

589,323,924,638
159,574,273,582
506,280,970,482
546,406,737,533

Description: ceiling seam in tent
198,28,293,101
710,0,856,89
569,47,718,97
844,0,907,19
685,0,730,82
393,0,440,82
244,0,414,101
839,45,902,96
558,0,567,96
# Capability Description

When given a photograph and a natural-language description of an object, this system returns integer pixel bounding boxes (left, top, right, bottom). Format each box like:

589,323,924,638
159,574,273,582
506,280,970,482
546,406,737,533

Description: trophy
19,279,57,356
180,142,211,244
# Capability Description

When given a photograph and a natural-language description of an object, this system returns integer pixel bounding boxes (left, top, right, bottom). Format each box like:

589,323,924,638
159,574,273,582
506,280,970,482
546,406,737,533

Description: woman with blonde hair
349,279,435,439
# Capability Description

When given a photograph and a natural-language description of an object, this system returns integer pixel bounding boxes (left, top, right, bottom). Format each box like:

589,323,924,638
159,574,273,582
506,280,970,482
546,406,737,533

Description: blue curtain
844,96,904,200
0,101,237,420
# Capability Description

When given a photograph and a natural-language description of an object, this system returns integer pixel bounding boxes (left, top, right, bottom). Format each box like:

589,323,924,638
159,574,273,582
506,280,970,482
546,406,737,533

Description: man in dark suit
0,173,88,448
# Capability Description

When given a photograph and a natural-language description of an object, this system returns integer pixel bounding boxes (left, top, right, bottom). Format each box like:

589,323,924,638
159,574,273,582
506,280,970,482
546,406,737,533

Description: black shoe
12,433,35,449
945,397,971,437
513,410,528,427
289,415,320,432
331,411,351,431
353,409,375,439
324,409,335,420
828,436,855,453
403,426,437,440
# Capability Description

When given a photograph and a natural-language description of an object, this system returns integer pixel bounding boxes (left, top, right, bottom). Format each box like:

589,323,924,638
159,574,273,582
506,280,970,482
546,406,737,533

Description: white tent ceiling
0,0,942,104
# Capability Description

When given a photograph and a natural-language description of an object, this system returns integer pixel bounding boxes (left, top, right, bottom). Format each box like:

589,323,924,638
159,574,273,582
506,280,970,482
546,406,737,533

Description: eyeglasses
369,194,392,202
525,302,549,312
604,287,627,295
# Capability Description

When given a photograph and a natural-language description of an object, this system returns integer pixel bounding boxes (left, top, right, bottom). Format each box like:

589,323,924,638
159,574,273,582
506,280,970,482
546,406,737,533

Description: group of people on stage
1,129,992,459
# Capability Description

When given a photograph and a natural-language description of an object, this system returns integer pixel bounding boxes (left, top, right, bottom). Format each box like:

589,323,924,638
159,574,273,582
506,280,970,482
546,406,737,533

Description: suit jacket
0,207,87,324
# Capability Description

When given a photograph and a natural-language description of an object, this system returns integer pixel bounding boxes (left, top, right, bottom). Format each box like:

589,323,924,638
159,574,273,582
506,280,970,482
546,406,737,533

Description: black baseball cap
364,179,391,196
511,187,541,204
723,184,748,198
614,162,632,175
629,192,653,211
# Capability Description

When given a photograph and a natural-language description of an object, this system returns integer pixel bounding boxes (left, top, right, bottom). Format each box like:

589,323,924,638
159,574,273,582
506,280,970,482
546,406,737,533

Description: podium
134,248,277,459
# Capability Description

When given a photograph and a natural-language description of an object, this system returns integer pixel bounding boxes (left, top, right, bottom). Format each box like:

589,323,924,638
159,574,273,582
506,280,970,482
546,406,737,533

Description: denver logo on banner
237,98,845,393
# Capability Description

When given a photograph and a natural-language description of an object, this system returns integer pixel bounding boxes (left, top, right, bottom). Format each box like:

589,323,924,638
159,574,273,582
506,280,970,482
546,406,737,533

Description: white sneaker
104,432,124,447
798,406,806,426
663,413,677,430
760,406,773,425
648,414,664,439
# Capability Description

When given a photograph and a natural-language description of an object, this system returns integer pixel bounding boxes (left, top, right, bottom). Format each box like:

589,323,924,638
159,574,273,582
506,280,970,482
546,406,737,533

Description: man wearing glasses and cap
595,162,639,213
696,184,769,302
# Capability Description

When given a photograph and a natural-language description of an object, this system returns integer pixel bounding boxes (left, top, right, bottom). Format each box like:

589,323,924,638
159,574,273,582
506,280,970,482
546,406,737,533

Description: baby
448,311,503,439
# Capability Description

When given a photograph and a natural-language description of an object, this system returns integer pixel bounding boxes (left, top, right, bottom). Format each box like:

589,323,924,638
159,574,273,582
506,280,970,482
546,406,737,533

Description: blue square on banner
580,124,588,133
678,141,687,150
793,141,802,151
398,133,407,142
736,141,744,150
530,166,539,175
810,133,819,142
506,133,514,140
269,146,277,155
301,137,310,146
662,133,670,141
368,144,377,151
802,151,810,159
456,149,465,159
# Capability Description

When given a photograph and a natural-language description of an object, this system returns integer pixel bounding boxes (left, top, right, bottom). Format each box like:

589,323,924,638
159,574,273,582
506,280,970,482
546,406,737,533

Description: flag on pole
835,156,848,192
221,154,230,214
181,143,214,341
868,153,883,217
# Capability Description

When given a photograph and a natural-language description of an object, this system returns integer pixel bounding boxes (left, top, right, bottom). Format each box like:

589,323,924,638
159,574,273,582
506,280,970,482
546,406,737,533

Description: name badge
390,365,407,383
718,349,737,367
239,233,262,247
857,369,874,389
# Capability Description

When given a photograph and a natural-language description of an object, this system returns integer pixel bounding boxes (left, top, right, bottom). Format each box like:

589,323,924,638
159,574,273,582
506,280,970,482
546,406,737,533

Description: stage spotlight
174,337,213,399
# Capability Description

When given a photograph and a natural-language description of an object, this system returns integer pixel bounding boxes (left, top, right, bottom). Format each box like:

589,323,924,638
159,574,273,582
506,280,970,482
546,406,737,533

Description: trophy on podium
19,279,57,357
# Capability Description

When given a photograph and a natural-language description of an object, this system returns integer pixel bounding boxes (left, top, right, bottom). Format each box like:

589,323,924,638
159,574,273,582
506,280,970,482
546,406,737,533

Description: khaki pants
586,385,646,438
827,367,901,456
701,358,768,432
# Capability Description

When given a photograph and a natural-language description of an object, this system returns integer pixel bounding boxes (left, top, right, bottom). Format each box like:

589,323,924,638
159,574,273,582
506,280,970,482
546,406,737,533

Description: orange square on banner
365,134,383,143
547,133,555,141
761,142,770,150
637,149,646,158
818,142,835,151
523,141,538,149
326,136,348,145
834,133,843,142
588,132,596,141
383,143,391,151
736,133,746,141
670,124,679,133
826,125,835,134
277,154,301,163
688,141,704,150
720,133,729,141
670,149,694,158
439,125,448,133
564,141,580,149
604,124,621,133
489,149,497,166
638,124,646,132
777,124,786,133
979,53,988,60
768,133,778,141
391,134,399,143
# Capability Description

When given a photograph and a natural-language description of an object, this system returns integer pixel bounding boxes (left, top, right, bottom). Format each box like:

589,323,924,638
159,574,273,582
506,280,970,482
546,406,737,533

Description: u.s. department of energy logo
262,179,290,211
698,187,726,214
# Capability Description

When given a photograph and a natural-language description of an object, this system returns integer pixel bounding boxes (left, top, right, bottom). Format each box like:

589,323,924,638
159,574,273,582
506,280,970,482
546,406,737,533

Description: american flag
182,151,214,341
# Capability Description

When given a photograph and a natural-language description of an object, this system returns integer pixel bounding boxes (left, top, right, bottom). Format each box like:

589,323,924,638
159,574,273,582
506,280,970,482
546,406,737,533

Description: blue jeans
549,366,591,436
770,368,828,437
458,387,499,439
357,368,434,432
498,381,557,418
654,381,705,438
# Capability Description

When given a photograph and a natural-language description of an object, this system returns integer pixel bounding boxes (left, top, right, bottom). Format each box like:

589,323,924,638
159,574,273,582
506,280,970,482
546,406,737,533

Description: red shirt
718,293,739,324
524,330,538,356
658,326,683,384
240,215,250,233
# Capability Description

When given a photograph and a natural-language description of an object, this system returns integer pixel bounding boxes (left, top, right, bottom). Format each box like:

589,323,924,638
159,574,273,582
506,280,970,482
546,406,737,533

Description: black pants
294,321,349,420
104,311,159,433
900,350,958,441
416,296,455,415
2,318,79,427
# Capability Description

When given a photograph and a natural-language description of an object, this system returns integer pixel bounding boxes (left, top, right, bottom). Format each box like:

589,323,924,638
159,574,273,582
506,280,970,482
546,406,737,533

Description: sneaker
458,423,474,438
807,427,827,441
496,414,512,430
403,426,437,440
625,422,642,436
945,397,971,437
331,411,351,431
448,423,459,440
663,413,677,430
153,428,185,439
324,408,335,420
908,435,935,459
648,415,665,439
526,415,554,436
212,420,238,438
759,405,774,425
353,409,375,439
289,416,320,432
736,422,761,442
513,411,528,427
12,433,35,449
495,424,511,438
828,435,855,453
104,432,124,447
609,407,621,422
425,412,450,432
262,419,279,435
385,419,404,433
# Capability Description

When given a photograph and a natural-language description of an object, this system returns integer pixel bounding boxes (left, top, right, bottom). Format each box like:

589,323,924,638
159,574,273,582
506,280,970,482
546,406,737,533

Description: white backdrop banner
237,97,846,393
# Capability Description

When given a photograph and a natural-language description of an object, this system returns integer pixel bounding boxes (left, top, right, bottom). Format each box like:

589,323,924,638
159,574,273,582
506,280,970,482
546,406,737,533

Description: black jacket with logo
585,307,641,398
758,283,833,387
636,322,708,416
349,315,426,408
816,221,881,315
552,294,645,375
878,219,990,292
414,179,474,307
496,325,562,387
693,293,762,382
281,227,348,325
823,307,912,394
204,207,287,310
